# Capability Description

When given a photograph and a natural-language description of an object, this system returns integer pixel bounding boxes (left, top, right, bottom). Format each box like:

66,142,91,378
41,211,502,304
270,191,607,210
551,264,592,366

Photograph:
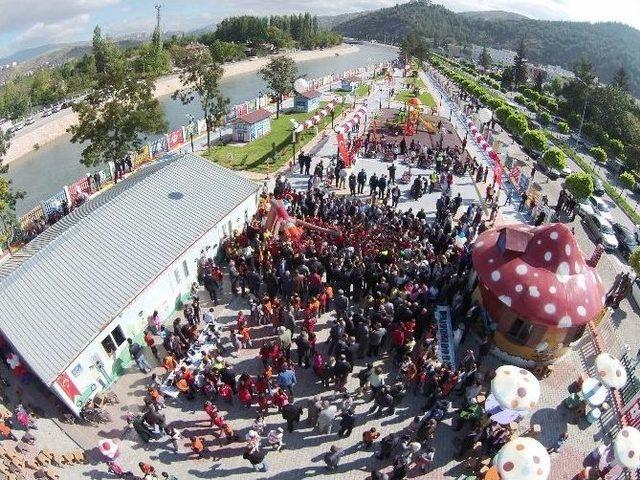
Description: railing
9,60,392,251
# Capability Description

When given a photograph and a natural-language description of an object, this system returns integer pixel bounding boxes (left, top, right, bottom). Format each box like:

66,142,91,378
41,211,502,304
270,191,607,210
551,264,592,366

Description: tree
628,247,640,274
400,33,429,62
523,129,547,152
479,47,492,70
620,172,635,191
589,146,607,163
513,38,528,86
260,55,297,118
608,138,625,158
557,122,570,134
92,26,111,75
495,106,513,123
533,70,547,92
0,129,25,255
506,113,528,136
612,66,629,92
69,36,167,167
538,112,551,126
500,66,514,90
173,44,229,149
541,147,568,170
565,172,594,200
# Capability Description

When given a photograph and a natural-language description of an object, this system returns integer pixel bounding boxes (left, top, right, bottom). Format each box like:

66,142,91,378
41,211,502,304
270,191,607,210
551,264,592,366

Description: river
8,43,397,215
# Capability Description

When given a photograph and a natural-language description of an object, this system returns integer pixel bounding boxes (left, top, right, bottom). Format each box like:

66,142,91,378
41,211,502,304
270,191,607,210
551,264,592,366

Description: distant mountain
0,43,85,65
458,10,529,21
329,0,640,95
318,12,368,29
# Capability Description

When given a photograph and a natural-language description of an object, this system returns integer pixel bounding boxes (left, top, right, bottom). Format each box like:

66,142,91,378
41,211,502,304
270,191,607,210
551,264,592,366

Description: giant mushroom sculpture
614,426,640,471
595,353,628,389
472,223,606,362
494,437,550,479
491,365,541,411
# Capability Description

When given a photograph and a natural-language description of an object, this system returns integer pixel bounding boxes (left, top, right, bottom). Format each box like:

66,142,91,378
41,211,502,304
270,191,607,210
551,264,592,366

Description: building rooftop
296,90,322,100
0,153,258,385
234,108,272,125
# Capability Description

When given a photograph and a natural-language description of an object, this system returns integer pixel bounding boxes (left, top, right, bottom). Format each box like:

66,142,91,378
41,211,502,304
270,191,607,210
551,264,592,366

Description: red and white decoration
98,439,120,459
472,223,606,329
296,101,338,132
336,106,367,134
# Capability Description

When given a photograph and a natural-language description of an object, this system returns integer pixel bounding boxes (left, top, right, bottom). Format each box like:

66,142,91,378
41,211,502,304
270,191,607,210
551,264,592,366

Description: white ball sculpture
293,78,309,94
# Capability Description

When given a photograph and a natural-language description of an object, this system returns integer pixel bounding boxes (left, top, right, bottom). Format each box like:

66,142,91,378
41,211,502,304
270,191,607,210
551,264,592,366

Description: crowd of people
109,154,512,479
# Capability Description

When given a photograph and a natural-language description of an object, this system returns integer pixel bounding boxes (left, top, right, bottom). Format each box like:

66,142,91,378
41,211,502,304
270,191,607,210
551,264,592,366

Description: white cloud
0,0,118,32
12,13,92,48
435,0,640,29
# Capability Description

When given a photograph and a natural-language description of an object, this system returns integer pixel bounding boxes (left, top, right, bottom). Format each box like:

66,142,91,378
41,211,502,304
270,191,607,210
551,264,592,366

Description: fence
12,59,392,248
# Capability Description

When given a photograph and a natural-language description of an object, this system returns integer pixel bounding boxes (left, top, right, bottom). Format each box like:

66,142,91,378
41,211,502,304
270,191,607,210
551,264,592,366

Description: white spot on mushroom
550,231,559,240
499,295,512,306
475,241,484,248
544,303,556,314
544,251,552,262
536,240,542,245
529,286,540,298
534,273,539,277
488,258,494,264
565,244,571,256
549,286,557,294
558,315,572,327
557,261,570,276
576,275,587,290
491,271,501,282
516,265,528,275
577,305,587,316
515,284,523,293
575,261,582,273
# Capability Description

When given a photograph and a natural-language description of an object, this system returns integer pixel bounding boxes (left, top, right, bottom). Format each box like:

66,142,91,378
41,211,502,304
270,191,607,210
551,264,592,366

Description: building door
90,353,113,390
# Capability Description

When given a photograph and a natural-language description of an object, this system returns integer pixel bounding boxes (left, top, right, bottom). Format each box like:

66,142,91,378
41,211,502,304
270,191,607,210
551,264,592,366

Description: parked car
584,213,619,250
588,196,613,221
612,222,639,257
593,178,605,196
24,117,35,126
577,198,595,217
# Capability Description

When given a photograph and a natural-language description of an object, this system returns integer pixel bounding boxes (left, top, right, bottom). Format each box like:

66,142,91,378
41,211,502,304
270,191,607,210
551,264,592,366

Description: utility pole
155,4,162,33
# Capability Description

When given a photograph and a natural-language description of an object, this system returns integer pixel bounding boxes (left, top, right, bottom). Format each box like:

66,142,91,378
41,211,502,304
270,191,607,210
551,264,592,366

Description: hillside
330,0,640,95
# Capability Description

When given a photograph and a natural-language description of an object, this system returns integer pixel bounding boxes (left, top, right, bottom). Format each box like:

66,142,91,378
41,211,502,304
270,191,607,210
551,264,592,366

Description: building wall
51,192,259,414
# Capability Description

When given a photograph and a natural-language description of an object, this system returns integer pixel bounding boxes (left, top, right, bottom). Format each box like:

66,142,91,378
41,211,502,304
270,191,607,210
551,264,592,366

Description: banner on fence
337,133,351,167
168,128,185,149
133,145,151,166
150,136,168,157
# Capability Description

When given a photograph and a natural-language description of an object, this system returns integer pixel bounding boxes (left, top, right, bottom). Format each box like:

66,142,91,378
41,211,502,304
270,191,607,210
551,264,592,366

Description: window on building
507,318,533,344
111,325,126,346
174,268,181,284
101,336,116,355
182,260,189,278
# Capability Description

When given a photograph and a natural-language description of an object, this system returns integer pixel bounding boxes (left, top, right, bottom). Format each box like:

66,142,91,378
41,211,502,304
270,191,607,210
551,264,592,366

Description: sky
0,0,638,58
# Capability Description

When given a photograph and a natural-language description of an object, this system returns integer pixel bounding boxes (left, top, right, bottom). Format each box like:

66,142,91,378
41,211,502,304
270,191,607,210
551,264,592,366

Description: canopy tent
295,101,338,133
336,106,367,134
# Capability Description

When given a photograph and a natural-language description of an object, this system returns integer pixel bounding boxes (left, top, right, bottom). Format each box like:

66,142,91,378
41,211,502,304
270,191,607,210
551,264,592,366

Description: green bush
525,101,539,112
620,171,636,191
539,112,551,126
514,94,526,105
608,138,625,158
486,98,504,110
557,122,570,134
523,129,547,152
506,113,529,136
565,172,594,200
495,106,513,123
589,146,607,163
568,113,581,128
630,248,640,276
541,146,568,170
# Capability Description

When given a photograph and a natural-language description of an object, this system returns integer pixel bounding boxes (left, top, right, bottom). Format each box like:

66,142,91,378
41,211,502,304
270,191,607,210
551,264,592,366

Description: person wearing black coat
282,402,304,432
338,409,356,437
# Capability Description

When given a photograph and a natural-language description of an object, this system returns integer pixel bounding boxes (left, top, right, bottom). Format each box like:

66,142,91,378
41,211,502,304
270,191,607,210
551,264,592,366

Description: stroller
400,168,412,184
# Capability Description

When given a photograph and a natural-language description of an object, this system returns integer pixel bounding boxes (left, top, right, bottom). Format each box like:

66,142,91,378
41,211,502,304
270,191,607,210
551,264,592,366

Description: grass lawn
204,102,346,173
394,89,436,108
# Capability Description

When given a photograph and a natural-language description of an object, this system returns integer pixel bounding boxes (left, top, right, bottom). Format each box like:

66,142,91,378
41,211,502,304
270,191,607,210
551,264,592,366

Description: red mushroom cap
472,223,605,328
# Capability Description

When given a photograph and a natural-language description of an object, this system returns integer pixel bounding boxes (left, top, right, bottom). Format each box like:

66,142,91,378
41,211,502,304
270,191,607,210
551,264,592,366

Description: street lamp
574,76,598,151
185,114,195,152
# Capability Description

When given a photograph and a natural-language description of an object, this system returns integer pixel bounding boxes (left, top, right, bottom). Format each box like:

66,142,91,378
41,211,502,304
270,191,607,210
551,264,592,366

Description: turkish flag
56,372,81,403
337,133,351,167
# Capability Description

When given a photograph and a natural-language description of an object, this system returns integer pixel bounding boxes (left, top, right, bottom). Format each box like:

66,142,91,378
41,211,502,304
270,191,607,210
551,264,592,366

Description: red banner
493,162,503,186
167,128,184,149
337,133,351,167
56,372,81,403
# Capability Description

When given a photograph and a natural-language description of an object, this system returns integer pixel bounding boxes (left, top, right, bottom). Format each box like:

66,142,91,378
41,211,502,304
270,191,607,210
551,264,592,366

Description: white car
589,196,613,221
584,213,619,250
577,198,595,217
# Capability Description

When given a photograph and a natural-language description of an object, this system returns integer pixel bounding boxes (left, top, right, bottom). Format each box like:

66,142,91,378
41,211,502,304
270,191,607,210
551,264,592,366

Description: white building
0,153,259,414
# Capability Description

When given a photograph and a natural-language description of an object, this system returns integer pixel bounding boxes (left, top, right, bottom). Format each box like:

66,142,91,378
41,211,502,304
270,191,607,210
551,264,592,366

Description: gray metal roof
0,153,258,385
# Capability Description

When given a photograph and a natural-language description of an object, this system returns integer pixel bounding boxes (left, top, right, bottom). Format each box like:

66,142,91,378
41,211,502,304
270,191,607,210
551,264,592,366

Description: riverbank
3,44,360,165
